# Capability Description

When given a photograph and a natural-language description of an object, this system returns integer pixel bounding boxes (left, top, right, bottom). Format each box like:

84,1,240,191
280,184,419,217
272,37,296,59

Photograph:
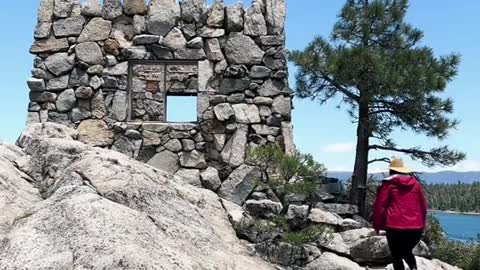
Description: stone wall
26,0,293,202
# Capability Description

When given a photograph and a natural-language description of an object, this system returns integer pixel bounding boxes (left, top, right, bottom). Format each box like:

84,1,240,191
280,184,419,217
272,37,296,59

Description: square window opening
166,95,198,123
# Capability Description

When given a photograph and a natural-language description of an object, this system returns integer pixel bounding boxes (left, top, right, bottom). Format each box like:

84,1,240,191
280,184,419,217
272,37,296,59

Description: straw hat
389,157,413,174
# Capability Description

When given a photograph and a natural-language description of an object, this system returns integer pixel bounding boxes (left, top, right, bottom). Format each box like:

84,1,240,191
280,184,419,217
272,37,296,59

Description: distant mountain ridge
327,171,480,184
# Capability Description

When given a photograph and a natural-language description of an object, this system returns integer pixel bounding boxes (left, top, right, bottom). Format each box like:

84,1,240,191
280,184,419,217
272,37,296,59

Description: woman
373,158,428,270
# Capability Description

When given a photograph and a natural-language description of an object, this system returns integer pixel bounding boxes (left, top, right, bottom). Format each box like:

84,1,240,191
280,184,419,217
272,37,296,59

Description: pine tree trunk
350,99,370,217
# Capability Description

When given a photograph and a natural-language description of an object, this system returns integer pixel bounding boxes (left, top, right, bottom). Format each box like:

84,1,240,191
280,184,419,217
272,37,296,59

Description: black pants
386,229,423,270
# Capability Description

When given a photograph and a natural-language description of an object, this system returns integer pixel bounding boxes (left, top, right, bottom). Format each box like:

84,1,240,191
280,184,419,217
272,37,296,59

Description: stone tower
27,0,293,204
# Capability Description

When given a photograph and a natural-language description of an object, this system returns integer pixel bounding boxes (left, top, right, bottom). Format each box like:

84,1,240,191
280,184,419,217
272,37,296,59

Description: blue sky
0,0,479,173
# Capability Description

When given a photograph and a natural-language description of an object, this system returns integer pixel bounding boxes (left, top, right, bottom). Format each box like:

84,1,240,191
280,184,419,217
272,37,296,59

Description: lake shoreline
429,209,480,216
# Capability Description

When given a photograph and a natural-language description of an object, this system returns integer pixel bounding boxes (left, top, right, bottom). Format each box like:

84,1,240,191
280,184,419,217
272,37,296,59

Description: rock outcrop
0,124,463,270
0,123,273,270
234,195,460,270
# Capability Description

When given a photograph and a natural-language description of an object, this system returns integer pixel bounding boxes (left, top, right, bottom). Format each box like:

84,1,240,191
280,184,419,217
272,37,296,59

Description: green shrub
433,240,480,270
237,215,289,233
281,225,328,246
423,215,445,248
246,144,326,213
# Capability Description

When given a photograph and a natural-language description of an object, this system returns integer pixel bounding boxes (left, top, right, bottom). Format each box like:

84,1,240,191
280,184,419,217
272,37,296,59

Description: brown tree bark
350,97,370,217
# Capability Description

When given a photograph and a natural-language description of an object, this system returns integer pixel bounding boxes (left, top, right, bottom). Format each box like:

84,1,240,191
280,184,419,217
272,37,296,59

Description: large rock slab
111,136,138,158
110,17,136,48
103,62,128,76
147,0,180,36
244,1,267,36
174,168,201,187
264,0,286,35
76,42,103,65
91,90,107,119
0,144,42,238
218,164,261,205
225,3,244,32
252,124,280,136
339,218,363,231
44,53,75,76
280,121,295,155
286,204,309,228
340,228,374,246
163,27,187,51
81,0,102,17
147,150,179,174
383,257,462,270
245,199,282,218
77,18,112,43
27,78,46,92
30,92,57,104
258,79,289,97
224,33,264,65
0,130,275,270
30,36,69,54
221,199,251,229
77,119,114,147
38,0,54,22
179,150,207,169
200,167,222,191
53,16,86,37
272,95,291,118
255,241,308,266
350,236,431,264
54,0,75,18
16,123,78,150
221,125,248,167
124,0,147,15
102,0,123,20
350,236,391,264
205,38,224,61
34,22,52,39
315,232,351,256
109,91,128,121
305,252,363,270
206,0,224,28
315,203,359,216
214,103,235,121
46,75,69,91
232,104,261,124
308,208,343,226
180,0,204,23
219,78,251,95
56,89,76,112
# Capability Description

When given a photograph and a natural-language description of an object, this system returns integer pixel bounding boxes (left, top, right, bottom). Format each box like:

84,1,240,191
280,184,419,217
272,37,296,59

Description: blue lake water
431,211,480,242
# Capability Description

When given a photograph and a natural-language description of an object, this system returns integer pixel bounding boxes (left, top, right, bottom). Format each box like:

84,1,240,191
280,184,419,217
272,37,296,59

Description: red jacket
373,175,427,231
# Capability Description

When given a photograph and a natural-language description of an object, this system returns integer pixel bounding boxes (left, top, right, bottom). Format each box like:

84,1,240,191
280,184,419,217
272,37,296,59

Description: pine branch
368,157,390,164
320,74,361,102
369,144,465,167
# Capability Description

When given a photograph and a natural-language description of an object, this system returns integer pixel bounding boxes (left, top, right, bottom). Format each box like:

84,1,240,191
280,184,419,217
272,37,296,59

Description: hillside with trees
426,182,480,213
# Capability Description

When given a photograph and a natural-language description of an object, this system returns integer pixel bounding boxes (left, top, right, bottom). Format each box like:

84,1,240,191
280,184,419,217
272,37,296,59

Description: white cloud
451,160,480,172
322,142,356,154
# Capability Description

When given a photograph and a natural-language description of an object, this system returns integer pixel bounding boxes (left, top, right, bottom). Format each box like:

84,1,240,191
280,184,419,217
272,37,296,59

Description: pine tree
246,144,326,214
290,0,465,216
